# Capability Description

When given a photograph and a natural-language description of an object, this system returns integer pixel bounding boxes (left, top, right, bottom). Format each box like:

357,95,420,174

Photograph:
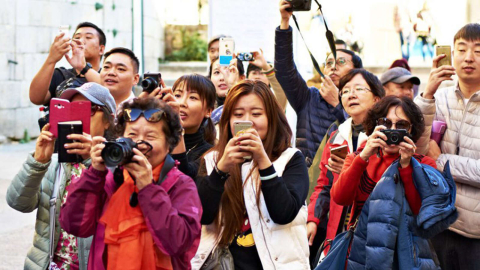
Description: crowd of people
6,1,480,269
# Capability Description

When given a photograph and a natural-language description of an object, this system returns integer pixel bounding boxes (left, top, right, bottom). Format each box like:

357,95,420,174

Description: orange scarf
100,163,173,270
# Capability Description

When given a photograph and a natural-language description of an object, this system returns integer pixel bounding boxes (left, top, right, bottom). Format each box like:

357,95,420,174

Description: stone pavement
0,140,37,269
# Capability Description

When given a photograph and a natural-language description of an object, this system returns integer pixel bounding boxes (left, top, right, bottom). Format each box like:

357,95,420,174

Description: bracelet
214,164,230,180
260,172,277,181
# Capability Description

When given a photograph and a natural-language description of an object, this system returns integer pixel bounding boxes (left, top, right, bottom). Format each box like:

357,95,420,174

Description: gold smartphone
436,45,452,67
330,145,348,159
233,121,253,160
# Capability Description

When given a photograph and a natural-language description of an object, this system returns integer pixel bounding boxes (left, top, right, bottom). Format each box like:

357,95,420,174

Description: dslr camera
286,0,312,11
142,72,161,93
381,129,411,145
101,137,138,167
236,52,254,62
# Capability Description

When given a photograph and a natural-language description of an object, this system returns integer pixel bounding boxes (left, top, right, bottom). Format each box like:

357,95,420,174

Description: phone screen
219,37,235,66
436,45,452,67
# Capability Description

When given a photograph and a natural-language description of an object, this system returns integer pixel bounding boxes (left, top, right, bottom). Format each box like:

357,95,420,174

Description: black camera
101,137,137,167
141,72,161,93
236,52,254,62
381,129,411,145
286,0,312,11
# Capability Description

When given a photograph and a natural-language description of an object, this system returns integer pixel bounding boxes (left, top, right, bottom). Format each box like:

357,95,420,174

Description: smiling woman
59,97,203,270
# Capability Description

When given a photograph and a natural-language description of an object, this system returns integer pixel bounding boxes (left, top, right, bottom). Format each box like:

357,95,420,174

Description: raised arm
29,33,71,105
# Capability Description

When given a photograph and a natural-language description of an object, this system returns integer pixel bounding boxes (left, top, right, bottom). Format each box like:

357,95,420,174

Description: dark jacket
274,26,345,167
348,159,458,270
171,126,213,179
59,156,203,270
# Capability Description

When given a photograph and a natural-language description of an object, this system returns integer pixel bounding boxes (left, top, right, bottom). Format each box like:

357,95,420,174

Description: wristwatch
80,62,92,76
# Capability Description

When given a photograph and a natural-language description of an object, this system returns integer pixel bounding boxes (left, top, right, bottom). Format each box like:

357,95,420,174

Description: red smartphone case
49,98,91,138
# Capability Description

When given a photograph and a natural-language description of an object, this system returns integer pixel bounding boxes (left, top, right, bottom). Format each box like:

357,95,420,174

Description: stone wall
0,0,164,139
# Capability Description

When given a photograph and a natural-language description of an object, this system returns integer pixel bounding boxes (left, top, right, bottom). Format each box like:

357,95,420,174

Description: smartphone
59,25,70,39
436,45,452,67
58,121,83,163
330,145,348,159
233,121,253,160
219,37,235,66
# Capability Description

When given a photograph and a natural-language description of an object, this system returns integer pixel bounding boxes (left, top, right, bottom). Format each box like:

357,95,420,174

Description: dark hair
103,47,140,73
332,49,363,68
363,96,425,142
454,23,480,44
99,106,116,141
75,22,106,46
203,80,291,246
389,59,411,72
246,63,263,78
172,74,217,144
208,57,245,78
338,69,385,102
115,98,182,152
208,35,229,50
335,39,347,46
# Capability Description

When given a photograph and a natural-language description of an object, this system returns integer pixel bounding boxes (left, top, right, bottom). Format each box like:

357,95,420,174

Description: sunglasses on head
377,117,411,130
123,108,165,122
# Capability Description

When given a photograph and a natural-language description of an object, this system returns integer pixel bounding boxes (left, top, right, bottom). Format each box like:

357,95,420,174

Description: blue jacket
348,158,457,270
274,26,345,167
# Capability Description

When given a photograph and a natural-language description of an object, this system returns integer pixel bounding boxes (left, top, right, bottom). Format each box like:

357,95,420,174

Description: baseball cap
60,82,116,115
380,67,420,85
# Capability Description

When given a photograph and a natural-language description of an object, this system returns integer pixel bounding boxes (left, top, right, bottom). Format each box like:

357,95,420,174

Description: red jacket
59,161,202,270
307,118,368,254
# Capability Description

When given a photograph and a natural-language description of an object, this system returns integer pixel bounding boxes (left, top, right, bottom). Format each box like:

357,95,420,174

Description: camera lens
391,134,399,143
142,77,158,92
101,138,136,167
245,53,253,61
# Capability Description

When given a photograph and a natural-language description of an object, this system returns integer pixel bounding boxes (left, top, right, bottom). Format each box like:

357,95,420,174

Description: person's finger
435,69,456,78
67,133,89,142
92,136,106,147
325,164,340,174
330,153,344,162
432,54,445,69
160,78,166,88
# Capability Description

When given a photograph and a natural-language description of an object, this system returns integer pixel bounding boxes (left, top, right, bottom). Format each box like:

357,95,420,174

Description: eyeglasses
325,57,352,69
377,117,411,130
340,86,371,97
91,105,104,116
123,108,166,122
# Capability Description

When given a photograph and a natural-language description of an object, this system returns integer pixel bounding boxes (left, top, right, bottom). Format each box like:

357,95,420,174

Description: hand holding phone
330,145,348,159
234,121,253,160
435,45,452,67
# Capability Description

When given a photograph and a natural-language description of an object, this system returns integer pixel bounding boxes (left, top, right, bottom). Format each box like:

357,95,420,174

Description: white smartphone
59,25,70,39
219,37,235,66
233,121,253,160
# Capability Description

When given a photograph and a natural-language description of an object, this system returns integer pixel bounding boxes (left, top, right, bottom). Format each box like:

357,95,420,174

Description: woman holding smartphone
192,80,310,270
307,69,385,259
7,83,116,270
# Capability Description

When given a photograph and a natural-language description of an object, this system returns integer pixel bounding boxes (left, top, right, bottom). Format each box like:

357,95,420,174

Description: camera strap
291,0,336,78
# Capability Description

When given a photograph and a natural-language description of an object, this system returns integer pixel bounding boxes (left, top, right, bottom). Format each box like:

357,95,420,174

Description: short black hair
75,22,106,46
363,96,425,142
246,63,262,78
336,49,363,68
103,47,140,73
454,23,480,44
208,57,245,78
339,69,385,101
335,39,347,46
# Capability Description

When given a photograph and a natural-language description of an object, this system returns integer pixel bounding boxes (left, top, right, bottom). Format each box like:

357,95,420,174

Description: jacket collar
332,117,368,152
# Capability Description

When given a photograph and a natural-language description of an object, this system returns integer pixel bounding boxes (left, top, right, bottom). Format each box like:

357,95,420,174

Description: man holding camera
29,22,106,106
415,23,480,270
275,0,363,168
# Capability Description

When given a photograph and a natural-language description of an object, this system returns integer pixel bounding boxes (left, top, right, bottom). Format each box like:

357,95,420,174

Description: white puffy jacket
415,85,480,239
191,148,310,270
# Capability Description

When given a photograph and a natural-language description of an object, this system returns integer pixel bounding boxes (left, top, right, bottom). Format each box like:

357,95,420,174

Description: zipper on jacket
455,91,473,155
